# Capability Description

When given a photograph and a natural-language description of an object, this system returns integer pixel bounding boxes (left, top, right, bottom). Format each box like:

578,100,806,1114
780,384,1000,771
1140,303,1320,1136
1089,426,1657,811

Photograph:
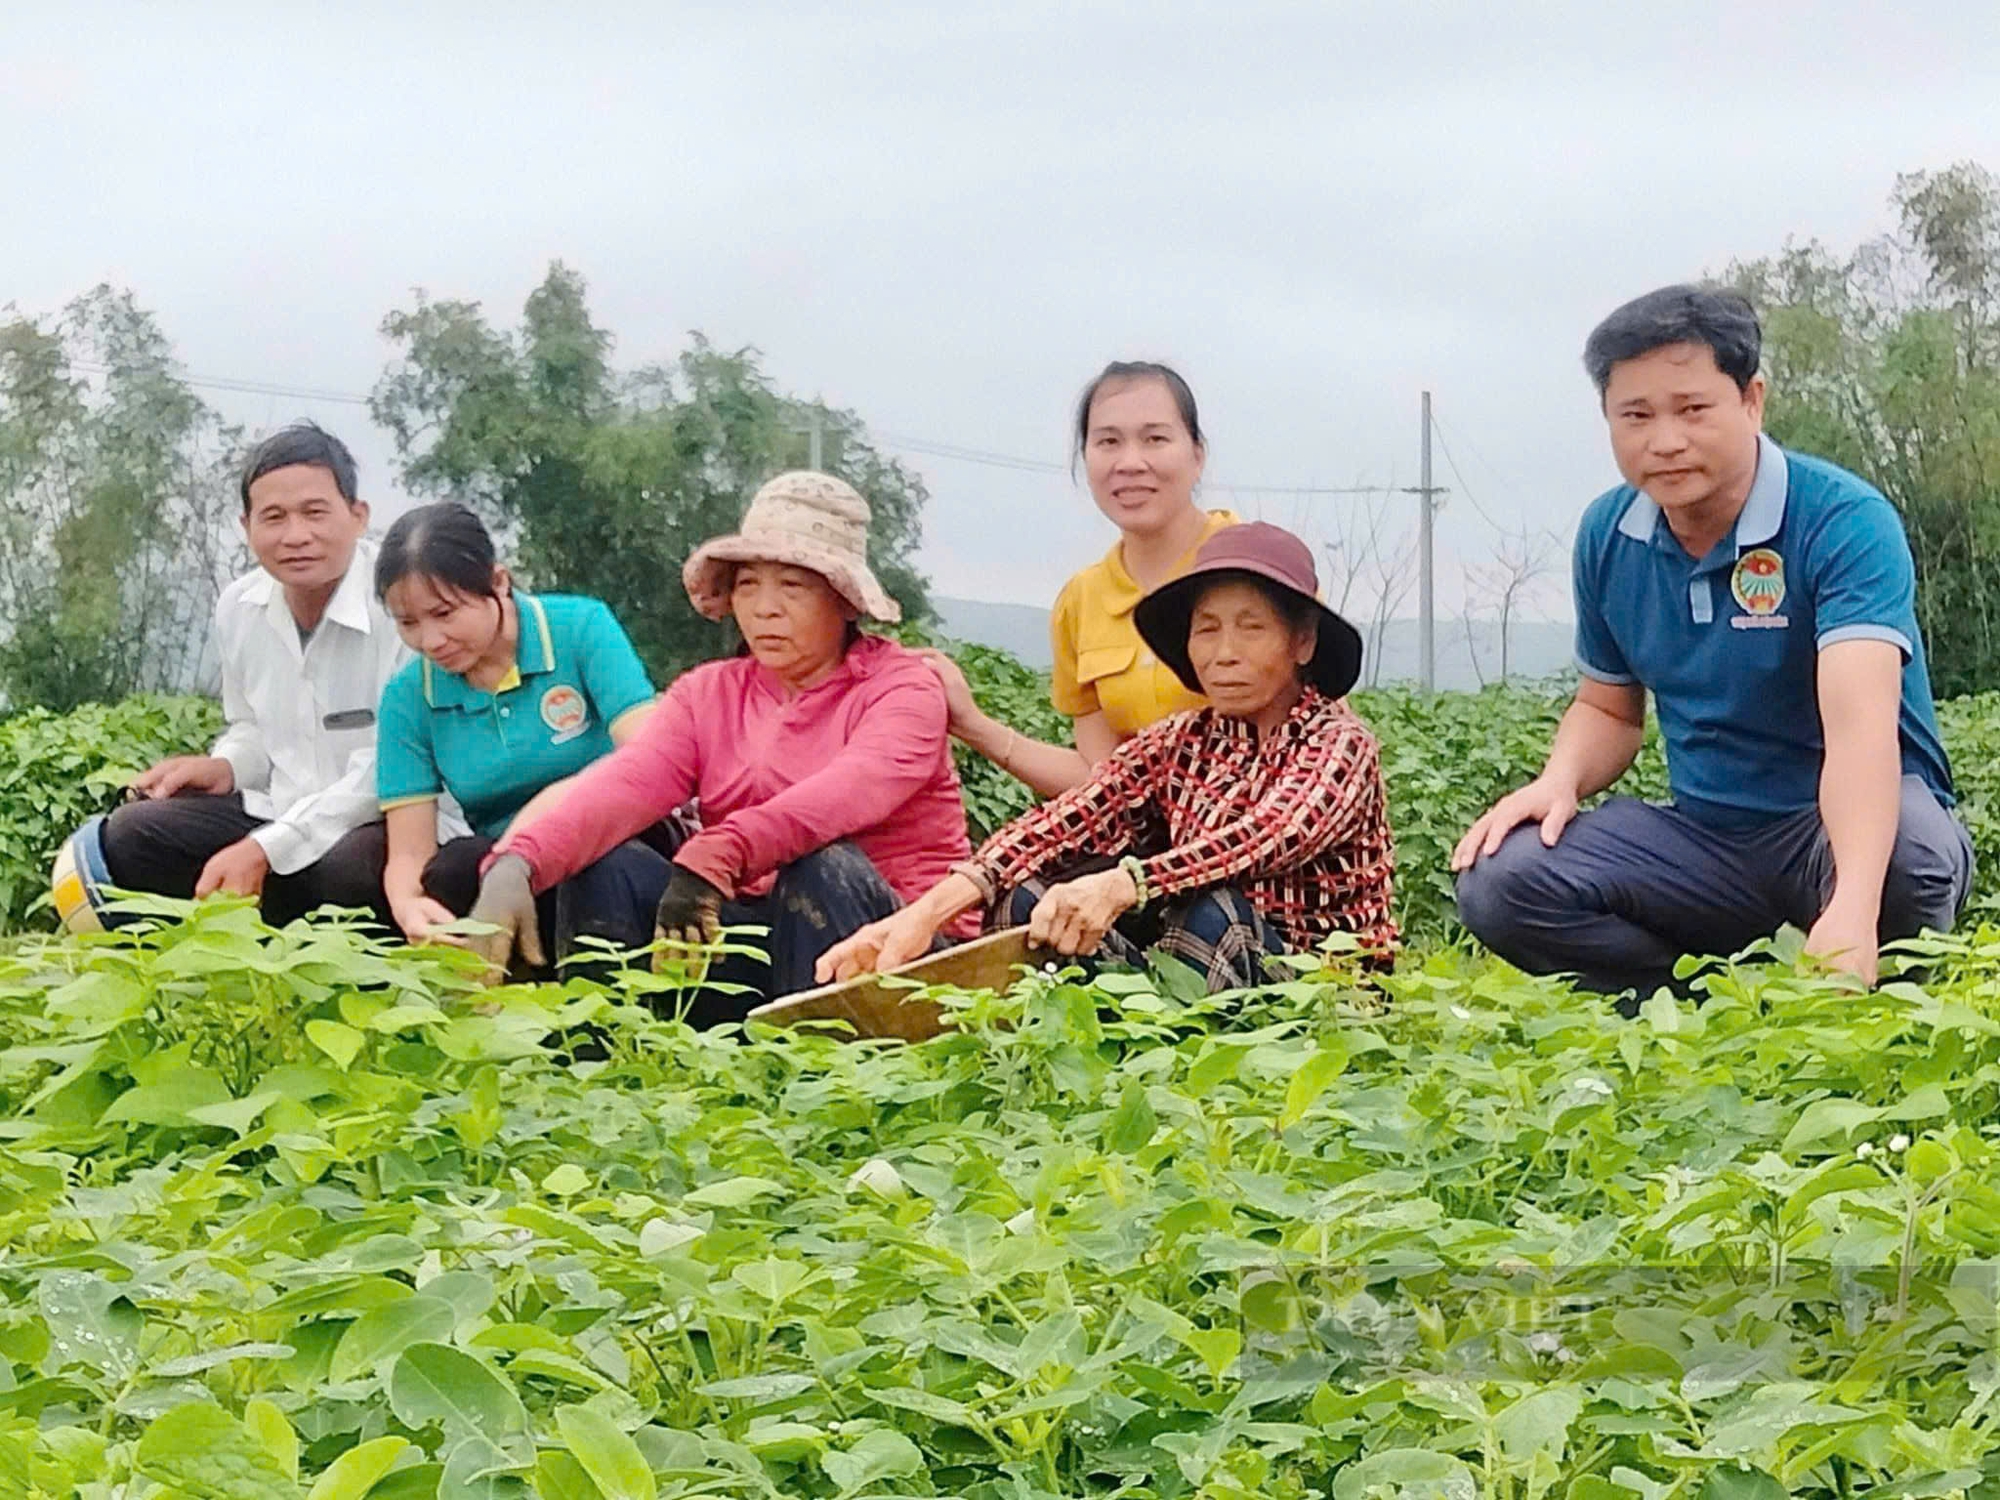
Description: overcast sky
7,1,1999,621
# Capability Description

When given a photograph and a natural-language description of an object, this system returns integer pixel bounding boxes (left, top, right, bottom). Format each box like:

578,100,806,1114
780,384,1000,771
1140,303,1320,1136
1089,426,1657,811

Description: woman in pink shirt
462,471,972,1023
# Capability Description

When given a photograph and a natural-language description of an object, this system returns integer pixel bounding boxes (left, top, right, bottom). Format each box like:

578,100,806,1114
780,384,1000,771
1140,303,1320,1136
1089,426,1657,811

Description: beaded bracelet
1118,854,1152,912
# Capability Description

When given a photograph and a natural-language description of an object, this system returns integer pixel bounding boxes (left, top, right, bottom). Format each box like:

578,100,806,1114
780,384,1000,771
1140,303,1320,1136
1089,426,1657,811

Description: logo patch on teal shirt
541,684,589,742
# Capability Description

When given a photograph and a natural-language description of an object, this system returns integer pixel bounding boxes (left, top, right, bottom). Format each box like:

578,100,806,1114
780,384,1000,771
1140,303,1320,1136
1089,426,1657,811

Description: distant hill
932,597,1055,667
933,595,1574,691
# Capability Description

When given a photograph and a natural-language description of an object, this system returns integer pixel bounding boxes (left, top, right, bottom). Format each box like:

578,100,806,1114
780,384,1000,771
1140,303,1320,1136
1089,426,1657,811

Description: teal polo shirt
1573,434,1954,831
377,593,655,838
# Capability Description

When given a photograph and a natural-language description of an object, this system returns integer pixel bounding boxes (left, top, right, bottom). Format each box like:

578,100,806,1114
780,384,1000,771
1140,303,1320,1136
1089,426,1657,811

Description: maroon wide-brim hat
1133,521,1365,699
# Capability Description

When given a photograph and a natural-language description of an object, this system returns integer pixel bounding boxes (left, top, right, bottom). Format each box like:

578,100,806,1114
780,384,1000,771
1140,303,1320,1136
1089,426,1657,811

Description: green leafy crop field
5,671,2000,1498
6,910,2000,1498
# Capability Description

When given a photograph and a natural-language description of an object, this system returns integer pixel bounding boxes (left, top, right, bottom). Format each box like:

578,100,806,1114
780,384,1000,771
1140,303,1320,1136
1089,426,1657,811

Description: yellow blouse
1048,510,1240,736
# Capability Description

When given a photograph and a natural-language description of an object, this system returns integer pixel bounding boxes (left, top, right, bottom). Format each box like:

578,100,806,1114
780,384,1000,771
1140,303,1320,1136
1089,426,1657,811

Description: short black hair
1582,285,1762,397
1073,360,1204,473
375,502,500,602
239,421,360,512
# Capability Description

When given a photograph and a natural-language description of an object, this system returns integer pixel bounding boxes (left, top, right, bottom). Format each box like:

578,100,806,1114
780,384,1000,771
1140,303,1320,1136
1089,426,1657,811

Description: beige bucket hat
682,470,901,624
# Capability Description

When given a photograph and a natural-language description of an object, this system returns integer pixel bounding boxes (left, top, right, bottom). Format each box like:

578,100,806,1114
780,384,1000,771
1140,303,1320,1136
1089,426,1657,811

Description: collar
1206,684,1329,743
421,593,556,709
246,540,378,639
1099,509,1240,615
745,631,887,699
1615,434,1789,552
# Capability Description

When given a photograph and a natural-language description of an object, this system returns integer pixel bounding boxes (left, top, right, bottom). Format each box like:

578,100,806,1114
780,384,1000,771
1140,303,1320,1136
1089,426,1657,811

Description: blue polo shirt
1574,434,1953,830
377,593,655,838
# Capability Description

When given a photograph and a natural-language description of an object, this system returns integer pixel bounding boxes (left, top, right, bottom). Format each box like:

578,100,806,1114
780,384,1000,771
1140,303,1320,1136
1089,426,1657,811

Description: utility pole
1400,392,1446,693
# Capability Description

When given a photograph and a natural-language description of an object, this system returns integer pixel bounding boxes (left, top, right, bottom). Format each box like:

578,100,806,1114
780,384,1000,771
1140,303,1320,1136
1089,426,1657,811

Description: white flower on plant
1857,1142,1876,1159
1889,1133,1911,1153
1525,1330,1577,1362
1450,1005,1472,1021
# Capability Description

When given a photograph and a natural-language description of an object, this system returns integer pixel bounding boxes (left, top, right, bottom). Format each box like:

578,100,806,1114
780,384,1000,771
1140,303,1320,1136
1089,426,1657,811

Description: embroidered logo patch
540,685,588,740
1729,548,1790,629
1731,548,1786,615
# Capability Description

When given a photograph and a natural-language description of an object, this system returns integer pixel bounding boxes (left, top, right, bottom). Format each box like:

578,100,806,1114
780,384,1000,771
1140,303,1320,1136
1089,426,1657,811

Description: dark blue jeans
1454,775,1975,997
423,835,669,959
607,839,907,1028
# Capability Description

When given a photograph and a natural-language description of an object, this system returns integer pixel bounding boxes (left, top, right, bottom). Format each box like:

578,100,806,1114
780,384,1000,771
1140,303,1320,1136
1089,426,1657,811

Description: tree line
0,160,1995,712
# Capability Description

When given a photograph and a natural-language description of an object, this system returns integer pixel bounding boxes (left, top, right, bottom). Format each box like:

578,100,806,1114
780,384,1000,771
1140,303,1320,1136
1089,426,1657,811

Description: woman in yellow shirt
928,361,1237,796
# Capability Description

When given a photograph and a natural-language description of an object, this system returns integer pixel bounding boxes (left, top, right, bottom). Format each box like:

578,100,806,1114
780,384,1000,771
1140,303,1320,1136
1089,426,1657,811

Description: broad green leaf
388,1343,529,1439
1185,1040,1254,1094
637,1219,701,1257
1782,1097,1885,1153
1183,1326,1241,1380
534,1452,603,1500
543,1164,591,1197
1332,1448,1474,1500
37,1271,141,1381
189,1090,282,1135
438,1430,532,1500
0,1434,29,1500
869,1385,974,1425
1280,1044,1349,1129
1493,1386,1583,1464
101,1065,230,1124
1697,1466,1788,1500
421,1271,498,1328
305,1020,366,1070
509,1349,613,1389
1014,1307,1083,1376
730,1256,811,1306
1103,1078,1157,1152
683,1175,784,1209
435,1012,552,1063
698,1373,817,1402
1783,1160,1887,1222
556,1405,656,1500
135,1401,303,1500
820,1429,923,1496
305,1436,410,1500
332,1295,457,1382
362,1464,443,1500
154,1343,296,1377
1908,1137,1954,1183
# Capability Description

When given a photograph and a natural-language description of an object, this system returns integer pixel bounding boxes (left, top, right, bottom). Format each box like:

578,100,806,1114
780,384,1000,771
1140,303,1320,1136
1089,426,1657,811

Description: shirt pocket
1074,643,1138,687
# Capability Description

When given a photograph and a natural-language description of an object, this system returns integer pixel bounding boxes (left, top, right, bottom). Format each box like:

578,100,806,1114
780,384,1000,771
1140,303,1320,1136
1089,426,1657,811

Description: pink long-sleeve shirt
500,635,977,934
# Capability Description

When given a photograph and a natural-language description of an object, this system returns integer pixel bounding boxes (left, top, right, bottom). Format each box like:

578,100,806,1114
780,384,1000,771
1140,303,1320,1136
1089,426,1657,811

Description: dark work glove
467,854,545,980
654,865,724,950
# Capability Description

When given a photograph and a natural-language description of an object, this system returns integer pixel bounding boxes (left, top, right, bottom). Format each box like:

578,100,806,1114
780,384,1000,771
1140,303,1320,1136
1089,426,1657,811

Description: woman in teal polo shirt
373,502,667,954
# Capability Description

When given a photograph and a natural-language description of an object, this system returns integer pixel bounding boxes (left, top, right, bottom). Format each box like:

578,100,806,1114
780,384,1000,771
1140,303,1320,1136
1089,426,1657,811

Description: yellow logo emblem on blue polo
1731,548,1786,616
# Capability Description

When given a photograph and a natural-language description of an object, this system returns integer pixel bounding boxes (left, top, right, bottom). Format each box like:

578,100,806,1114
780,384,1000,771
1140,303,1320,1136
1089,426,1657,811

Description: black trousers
98,794,390,927
420,834,670,963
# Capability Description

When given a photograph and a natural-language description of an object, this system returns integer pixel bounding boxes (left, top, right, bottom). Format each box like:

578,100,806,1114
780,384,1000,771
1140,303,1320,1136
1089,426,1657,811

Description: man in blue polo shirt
1452,284,1972,996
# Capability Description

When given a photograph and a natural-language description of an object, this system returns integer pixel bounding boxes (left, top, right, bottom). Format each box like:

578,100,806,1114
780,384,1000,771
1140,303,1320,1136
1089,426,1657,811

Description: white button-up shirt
210,541,408,875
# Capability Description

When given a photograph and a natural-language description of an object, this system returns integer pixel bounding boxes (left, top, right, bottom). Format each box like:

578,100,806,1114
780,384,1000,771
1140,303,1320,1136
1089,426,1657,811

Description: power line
1426,411,1515,536
60,356,1427,498
68,360,372,407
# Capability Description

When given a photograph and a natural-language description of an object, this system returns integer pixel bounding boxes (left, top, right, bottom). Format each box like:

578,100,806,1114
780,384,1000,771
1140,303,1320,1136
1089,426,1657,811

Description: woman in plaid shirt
819,523,1398,992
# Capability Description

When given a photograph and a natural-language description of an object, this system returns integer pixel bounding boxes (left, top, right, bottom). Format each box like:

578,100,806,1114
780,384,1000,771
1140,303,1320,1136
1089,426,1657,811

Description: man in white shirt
96,423,407,926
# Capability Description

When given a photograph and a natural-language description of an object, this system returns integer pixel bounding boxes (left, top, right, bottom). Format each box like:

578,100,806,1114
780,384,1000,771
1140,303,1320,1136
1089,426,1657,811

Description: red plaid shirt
964,689,1397,955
